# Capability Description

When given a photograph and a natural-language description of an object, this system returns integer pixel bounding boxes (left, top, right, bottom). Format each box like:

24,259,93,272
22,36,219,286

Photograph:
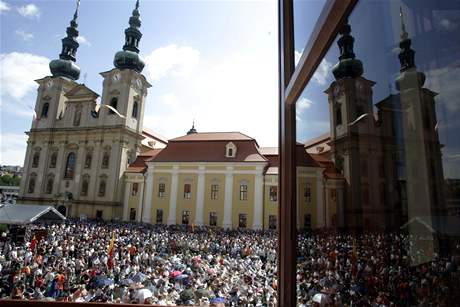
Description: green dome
49,59,81,81
114,50,145,73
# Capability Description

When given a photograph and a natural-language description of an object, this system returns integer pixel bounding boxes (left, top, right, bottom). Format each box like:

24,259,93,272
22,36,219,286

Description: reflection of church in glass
310,14,445,231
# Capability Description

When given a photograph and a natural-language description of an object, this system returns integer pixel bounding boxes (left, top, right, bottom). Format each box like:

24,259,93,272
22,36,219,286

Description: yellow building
124,129,345,230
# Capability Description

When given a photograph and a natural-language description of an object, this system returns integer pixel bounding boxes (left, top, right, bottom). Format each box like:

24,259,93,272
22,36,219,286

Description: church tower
324,22,381,231
98,0,150,135
394,8,445,261
18,0,155,221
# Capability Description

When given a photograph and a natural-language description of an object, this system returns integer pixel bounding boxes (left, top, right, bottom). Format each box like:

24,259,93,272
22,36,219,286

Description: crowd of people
0,220,458,306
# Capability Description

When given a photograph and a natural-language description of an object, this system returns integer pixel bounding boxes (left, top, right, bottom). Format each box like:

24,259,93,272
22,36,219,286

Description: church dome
50,58,81,81
331,22,363,81
114,50,145,73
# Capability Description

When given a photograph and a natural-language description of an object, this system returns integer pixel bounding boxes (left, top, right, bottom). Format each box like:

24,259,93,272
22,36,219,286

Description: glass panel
295,1,460,305
293,0,328,67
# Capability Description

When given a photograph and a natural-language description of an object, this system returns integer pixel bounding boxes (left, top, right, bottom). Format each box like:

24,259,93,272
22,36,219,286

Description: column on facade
137,180,145,222
223,166,234,229
316,170,325,228
123,180,131,221
252,167,264,230
141,164,154,223
167,165,179,225
194,166,206,226
37,144,50,195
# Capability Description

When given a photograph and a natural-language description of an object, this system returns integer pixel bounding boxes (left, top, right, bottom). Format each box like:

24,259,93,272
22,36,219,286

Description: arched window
32,151,40,168
98,178,106,197
45,176,54,194
109,98,118,115
28,174,36,193
132,101,139,119
102,151,110,169
84,152,92,169
81,176,89,196
49,152,58,168
64,152,76,179
41,103,49,118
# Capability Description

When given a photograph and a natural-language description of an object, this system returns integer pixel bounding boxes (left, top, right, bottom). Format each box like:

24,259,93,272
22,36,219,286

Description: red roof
170,132,255,142
126,149,163,173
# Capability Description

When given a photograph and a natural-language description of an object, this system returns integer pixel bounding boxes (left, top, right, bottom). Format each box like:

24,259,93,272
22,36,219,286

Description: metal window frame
277,0,357,305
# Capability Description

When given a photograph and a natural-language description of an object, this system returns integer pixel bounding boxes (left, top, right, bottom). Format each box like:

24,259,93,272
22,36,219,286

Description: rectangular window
184,183,191,199
129,208,136,221
240,184,248,200
96,210,103,220
238,214,247,228
131,183,138,196
269,215,277,230
269,186,278,201
209,212,217,226
156,209,163,224
182,210,190,225
304,183,311,203
158,183,165,198
211,184,219,200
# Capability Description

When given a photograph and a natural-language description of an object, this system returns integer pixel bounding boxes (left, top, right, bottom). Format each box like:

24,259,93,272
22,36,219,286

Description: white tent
0,204,66,225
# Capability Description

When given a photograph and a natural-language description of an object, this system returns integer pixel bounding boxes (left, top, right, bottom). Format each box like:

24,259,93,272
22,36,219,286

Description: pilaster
252,167,264,230
167,165,179,225
316,170,325,228
137,181,144,222
223,166,234,229
123,181,131,221
194,165,206,226
142,164,154,223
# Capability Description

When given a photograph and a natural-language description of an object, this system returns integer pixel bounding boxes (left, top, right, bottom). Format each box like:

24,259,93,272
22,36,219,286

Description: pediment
65,84,99,99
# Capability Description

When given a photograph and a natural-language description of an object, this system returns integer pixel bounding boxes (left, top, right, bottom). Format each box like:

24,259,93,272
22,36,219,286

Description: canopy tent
0,204,66,225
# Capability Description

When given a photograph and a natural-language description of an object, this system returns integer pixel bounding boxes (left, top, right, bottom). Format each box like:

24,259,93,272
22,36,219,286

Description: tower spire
187,120,197,135
332,20,363,80
113,0,145,73
398,7,415,72
395,7,425,90
49,0,81,80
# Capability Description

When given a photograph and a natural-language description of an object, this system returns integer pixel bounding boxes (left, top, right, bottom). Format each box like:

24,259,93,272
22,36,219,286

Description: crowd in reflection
0,221,458,306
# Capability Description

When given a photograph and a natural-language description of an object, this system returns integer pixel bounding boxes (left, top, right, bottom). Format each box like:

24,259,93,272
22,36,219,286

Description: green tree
0,175,21,186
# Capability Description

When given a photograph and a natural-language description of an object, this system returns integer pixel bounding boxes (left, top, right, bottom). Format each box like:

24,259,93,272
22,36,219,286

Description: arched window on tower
81,175,90,196
132,101,139,119
32,151,40,168
64,152,76,179
102,150,110,169
109,98,118,115
45,175,54,194
84,152,92,169
41,103,49,118
49,152,58,168
98,177,107,197
28,174,37,193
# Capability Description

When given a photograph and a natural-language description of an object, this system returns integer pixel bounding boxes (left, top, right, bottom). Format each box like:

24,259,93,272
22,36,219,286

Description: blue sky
1,0,288,165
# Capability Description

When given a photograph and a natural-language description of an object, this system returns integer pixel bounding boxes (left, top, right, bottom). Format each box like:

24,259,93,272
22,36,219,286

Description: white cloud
0,52,49,100
0,133,28,166
17,3,40,18
439,18,458,31
15,29,34,41
144,44,200,81
76,36,91,46
296,97,313,121
312,59,333,85
295,50,332,86
295,50,303,66
0,0,11,12
143,42,278,147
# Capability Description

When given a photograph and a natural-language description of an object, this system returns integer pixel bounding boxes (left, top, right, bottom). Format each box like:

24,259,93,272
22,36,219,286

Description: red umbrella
171,271,182,278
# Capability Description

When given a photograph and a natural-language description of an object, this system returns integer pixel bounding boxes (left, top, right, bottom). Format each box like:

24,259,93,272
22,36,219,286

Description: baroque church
18,2,444,232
